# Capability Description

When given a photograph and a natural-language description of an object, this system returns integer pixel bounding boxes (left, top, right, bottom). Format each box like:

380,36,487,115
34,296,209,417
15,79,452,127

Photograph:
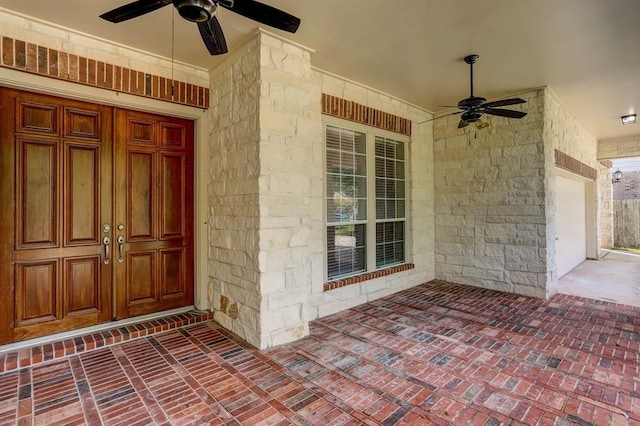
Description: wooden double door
0,89,194,344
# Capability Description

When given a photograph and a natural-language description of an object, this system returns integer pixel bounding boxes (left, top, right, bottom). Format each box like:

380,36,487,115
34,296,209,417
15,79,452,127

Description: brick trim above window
322,93,412,136
323,263,415,291
1,36,209,109
555,149,597,180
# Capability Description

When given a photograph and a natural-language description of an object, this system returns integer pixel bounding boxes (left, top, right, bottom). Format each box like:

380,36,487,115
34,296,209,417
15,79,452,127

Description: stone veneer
434,88,609,299
207,31,434,349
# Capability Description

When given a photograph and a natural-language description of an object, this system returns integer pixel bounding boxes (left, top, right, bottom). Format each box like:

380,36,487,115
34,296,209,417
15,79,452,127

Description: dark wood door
113,109,194,319
0,89,113,344
0,90,195,344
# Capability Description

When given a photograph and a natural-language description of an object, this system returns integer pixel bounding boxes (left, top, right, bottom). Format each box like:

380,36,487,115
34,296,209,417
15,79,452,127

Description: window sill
323,263,415,292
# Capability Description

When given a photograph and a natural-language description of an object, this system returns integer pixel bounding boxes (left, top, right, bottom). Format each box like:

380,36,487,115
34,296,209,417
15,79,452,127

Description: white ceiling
1,0,639,140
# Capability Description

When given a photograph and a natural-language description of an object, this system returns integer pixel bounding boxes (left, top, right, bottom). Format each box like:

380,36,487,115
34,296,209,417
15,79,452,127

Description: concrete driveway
557,249,640,307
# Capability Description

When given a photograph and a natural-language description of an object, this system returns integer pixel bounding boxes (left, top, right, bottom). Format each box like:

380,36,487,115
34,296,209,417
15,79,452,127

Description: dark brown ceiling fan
438,54,527,128
100,0,301,56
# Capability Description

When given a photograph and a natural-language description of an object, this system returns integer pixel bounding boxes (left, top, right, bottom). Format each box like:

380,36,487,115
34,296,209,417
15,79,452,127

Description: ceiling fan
99,0,301,56
440,54,527,129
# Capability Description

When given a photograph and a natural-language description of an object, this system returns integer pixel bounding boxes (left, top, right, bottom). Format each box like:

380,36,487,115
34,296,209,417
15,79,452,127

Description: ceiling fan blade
100,0,171,23
458,119,470,129
484,98,526,108
484,108,527,119
198,17,228,55
221,0,301,33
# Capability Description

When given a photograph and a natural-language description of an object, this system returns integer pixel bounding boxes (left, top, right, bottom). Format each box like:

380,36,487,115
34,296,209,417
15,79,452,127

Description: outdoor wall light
621,114,637,125
612,169,623,183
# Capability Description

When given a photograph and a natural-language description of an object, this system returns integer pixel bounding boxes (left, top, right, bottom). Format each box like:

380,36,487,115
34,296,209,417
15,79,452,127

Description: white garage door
556,174,587,277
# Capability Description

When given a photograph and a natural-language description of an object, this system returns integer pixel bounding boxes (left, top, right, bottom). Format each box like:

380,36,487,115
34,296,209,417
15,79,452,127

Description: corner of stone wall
255,31,320,348
543,87,604,295
207,34,263,348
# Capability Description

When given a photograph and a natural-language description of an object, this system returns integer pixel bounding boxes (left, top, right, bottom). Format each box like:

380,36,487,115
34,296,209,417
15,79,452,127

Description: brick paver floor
0,280,638,425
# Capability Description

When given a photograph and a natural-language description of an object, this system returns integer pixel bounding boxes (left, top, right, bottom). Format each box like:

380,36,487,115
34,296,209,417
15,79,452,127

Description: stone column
207,31,320,349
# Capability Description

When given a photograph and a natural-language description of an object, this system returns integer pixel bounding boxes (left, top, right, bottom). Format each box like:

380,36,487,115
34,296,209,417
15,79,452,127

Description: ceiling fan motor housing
461,110,483,123
457,96,487,109
174,0,216,22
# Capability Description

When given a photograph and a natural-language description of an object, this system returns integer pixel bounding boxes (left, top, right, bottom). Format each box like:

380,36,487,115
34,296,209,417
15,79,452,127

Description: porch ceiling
1,0,639,141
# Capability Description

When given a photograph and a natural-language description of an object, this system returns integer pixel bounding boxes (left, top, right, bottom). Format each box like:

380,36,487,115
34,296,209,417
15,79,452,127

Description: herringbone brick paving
0,280,638,425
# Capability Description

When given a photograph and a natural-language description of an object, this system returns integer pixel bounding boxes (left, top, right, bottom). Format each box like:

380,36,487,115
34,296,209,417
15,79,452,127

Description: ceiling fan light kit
100,0,300,56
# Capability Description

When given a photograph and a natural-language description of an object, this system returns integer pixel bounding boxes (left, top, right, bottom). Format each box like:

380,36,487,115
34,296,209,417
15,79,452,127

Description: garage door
556,174,587,277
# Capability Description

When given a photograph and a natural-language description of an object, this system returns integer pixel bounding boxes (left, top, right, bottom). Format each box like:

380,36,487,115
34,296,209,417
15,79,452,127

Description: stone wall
433,89,548,298
433,87,607,299
306,71,435,319
208,32,435,348
599,167,614,249
256,33,321,347
543,89,608,294
207,36,263,346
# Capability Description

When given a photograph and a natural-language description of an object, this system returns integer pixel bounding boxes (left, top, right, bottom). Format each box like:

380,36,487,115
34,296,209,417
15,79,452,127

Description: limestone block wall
600,167,614,249
207,32,435,348
207,37,263,346
434,89,548,298
256,33,321,347
307,71,435,319
434,87,607,299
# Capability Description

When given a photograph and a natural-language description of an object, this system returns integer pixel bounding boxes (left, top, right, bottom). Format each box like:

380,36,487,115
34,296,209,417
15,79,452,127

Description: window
326,123,406,280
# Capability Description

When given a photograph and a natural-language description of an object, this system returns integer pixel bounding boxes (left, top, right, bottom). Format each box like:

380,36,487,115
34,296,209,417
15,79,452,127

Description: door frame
0,68,210,314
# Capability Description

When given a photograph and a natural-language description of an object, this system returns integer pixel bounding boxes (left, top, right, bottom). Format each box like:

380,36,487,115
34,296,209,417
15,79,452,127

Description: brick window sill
324,263,415,292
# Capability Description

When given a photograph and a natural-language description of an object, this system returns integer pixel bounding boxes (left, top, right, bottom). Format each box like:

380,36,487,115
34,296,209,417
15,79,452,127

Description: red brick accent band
1,36,209,109
324,263,415,291
555,149,597,180
322,93,412,136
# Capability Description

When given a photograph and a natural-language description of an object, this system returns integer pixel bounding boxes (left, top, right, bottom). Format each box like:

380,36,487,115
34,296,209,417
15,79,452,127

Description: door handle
103,236,111,264
117,235,125,263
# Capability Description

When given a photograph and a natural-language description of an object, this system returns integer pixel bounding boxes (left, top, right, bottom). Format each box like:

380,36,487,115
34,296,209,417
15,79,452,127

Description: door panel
161,248,186,297
0,89,113,344
114,109,194,319
160,153,186,238
65,256,101,316
66,144,100,244
128,151,155,240
18,102,58,134
15,261,58,326
16,138,58,248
